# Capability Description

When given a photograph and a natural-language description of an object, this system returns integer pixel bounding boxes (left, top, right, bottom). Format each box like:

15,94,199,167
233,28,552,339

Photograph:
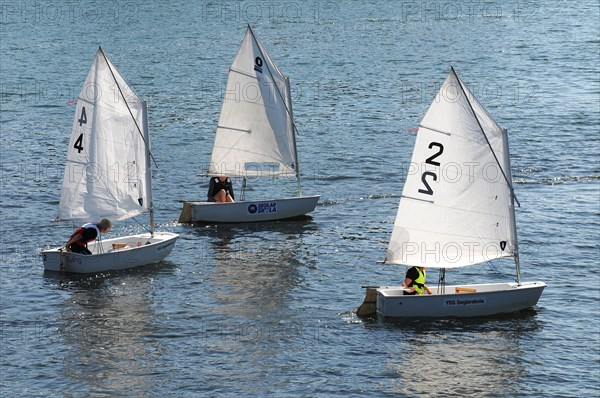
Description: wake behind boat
178,25,319,224
42,48,178,273
358,68,545,318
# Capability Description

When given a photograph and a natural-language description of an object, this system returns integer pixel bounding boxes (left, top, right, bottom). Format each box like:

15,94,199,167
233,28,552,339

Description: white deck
42,232,178,273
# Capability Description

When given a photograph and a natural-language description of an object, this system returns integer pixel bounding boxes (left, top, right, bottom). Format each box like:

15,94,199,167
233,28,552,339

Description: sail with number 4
43,47,178,273
58,48,150,223
386,68,518,268
208,25,298,179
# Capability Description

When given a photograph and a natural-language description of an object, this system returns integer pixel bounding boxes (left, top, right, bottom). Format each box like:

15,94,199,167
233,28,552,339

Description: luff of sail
58,48,149,222
386,69,517,268
208,26,297,178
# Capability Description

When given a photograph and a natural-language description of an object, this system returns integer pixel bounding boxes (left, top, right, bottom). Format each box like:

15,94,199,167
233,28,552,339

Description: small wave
32,104,64,109
518,175,600,185
318,199,346,206
1,203,26,209
366,193,401,200
319,175,357,182
319,194,401,207
541,176,600,183
574,243,599,249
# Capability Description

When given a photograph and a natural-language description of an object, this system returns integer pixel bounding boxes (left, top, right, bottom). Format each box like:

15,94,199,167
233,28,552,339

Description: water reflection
372,312,543,397
186,220,320,395
44,267,174,395
198,220,319,318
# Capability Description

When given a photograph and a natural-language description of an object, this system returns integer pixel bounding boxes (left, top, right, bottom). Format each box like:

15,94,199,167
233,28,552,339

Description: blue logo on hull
247,202,277,215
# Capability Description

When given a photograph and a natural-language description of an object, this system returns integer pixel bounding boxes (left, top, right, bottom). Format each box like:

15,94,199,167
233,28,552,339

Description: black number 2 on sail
418,142,444,195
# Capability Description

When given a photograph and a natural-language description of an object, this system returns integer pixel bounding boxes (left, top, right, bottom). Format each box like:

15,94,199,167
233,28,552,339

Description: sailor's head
97,218,112,233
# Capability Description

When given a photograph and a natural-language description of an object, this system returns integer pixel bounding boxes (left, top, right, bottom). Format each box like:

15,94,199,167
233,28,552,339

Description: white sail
58,48,149,222
386,69,517,268
208,26,297,178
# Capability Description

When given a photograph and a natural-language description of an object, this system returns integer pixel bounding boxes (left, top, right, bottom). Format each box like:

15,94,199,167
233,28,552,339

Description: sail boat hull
42,232,178,274
179,195,320,223
361,69,546,318
43,49,178,274
375,281,546,318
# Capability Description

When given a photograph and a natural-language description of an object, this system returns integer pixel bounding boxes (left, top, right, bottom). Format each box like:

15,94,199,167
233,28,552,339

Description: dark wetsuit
207,177,235,201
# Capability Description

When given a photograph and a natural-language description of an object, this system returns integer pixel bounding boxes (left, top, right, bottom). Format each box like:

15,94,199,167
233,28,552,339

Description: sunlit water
1,1,599,397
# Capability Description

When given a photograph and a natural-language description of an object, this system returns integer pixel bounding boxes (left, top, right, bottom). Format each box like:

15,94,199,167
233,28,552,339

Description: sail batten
217,126,252,134
419,125,452,136
386,70,516,269
208,26,298,179
229,68,258,80
402,196,434,204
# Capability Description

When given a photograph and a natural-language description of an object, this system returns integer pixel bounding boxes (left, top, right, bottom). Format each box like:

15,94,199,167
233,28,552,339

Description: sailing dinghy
178,26,319,223
42,48,178,273
358,68,545,318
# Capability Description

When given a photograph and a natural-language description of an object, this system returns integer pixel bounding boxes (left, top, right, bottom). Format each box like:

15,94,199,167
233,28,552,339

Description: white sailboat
42,48,178,273
358,68,545,318
178,26,319,223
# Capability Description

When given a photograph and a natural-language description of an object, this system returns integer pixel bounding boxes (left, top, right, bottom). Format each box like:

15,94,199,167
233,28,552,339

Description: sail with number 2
357,68,545,318
387,69,517,269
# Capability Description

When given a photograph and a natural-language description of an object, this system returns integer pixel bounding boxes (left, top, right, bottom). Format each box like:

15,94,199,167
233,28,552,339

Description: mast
142,100,155,236
502,127,521,284
286,76,302,196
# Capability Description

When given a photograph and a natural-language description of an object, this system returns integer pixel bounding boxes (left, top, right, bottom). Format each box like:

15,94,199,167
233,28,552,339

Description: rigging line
450,66,520,207
130,215,152,234
95,234,105,254
485,260,509,276
98,46,158,169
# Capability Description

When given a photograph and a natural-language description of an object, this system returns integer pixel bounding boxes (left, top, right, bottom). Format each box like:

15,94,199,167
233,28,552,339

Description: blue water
1,1,599,397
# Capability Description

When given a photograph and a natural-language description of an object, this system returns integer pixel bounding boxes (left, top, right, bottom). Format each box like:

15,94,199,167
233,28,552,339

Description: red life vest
69,223,100,247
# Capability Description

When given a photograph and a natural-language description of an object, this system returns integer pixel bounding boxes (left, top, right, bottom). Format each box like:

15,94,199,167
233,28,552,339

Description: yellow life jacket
412,267,426,295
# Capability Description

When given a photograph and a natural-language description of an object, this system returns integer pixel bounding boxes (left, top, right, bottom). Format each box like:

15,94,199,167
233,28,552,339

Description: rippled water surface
1,1,599,397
